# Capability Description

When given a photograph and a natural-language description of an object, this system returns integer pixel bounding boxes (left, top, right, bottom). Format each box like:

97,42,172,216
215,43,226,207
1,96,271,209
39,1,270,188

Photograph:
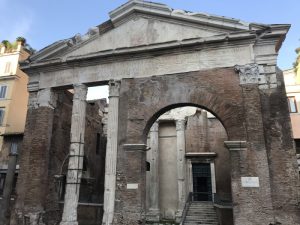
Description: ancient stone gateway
13,1,300,225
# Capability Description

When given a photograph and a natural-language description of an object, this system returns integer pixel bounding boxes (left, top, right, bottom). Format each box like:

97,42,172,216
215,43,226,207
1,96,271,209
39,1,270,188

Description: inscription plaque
241,177,259,187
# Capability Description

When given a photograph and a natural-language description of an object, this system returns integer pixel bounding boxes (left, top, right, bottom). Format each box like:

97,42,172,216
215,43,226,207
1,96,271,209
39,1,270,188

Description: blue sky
0,0,299,70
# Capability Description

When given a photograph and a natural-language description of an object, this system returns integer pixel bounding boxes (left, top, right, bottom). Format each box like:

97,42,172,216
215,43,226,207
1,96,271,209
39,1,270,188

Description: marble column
0,145,18,225
102,80,120,225
147,122,160,221
176,119,186,219
60,84,87,225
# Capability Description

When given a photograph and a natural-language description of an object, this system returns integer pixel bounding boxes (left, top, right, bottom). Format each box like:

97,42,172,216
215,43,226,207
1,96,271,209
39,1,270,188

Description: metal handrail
180,192,232,224
180,192,192,225
213,193,233,208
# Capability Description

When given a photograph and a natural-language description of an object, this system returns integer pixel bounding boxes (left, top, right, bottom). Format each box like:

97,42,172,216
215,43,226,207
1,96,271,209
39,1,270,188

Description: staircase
183,201,218,225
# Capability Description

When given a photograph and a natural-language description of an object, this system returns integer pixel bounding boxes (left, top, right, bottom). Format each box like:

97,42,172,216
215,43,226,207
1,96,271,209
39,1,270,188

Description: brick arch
121,68,247,145
142,97,244,143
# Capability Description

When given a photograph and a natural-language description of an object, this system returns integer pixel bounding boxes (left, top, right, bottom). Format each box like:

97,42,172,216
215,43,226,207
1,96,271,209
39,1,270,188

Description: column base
146,209,160,222
60,221,78,225
175,210,183,223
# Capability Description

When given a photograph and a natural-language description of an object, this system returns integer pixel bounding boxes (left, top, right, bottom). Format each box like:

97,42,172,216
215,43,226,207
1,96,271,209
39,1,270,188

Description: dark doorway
192,163,212,201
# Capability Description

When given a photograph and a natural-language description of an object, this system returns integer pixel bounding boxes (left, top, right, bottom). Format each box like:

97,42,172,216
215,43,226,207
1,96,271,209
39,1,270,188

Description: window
10,142,18,155
0,173,6,195
287,96,297,113
0,108,5,126
0,85,7,99
4,62,11,74
295,139,300,154
0,172,18,196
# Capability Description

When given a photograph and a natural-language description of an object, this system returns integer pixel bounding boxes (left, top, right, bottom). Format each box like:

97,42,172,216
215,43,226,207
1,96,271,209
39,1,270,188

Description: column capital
235,63,277,89
235,63,260,85
224,141,247,151
29,88,58,109
73,84,87,100
150,122,159,132
109,80,121,97
176,119,186,131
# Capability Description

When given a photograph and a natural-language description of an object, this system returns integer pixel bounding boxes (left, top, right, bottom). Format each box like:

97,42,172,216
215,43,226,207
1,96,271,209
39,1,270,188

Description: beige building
0,42,29,137
283,68,300,171
0,40,30,223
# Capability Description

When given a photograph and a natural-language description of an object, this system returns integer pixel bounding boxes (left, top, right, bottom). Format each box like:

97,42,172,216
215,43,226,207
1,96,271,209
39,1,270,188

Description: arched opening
145,106,233,225
142,103,229,143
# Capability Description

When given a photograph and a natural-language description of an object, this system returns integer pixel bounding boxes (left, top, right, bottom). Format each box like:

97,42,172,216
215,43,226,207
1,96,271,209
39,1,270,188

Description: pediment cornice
24,0,290,71
110,0,250,31
20,31,259,74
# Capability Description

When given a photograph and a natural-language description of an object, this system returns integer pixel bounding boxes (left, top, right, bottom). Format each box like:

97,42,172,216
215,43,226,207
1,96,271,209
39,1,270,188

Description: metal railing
180,192,233,224
213,193,233,208
180,192,192,225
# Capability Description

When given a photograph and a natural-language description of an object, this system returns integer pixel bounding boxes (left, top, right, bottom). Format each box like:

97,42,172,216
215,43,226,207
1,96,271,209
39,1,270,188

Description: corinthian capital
109,80,121,97
235,63,260,85
176,119,186,131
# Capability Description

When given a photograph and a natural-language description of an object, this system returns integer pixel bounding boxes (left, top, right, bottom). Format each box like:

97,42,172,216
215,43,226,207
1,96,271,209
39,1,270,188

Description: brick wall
11,91,107,225
260,69,300,224
115,67,300,224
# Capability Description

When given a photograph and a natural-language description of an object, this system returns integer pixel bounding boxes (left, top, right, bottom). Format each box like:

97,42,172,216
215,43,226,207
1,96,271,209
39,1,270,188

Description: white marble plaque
241,177,259,187
127,183,139,189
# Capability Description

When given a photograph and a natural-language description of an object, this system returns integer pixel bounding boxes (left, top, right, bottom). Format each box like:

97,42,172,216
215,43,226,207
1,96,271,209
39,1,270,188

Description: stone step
185,218,218,221
187,214,217,218
186,215,218,218
184,222,218,224
182,202,218,225
188,205,214,208
185,221,218,224
184,223,218,225
188,208,215,212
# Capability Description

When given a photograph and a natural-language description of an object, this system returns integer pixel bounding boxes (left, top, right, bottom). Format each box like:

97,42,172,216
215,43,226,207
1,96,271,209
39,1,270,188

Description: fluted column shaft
176,119,186,214
147,122,160,220
102,80,120,225
60,84,87,225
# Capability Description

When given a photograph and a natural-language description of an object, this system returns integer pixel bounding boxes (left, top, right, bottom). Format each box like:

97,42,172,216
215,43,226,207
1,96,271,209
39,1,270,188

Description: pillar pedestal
112,144,147,225
225,140,274,225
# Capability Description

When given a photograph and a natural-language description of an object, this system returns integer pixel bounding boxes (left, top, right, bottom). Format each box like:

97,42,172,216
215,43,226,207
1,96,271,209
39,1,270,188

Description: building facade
0,41,30,224
8,1,300,225
283,68,300,172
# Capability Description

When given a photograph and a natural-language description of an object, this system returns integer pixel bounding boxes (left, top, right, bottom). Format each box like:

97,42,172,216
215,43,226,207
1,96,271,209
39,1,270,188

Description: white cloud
0,1,34,41
8,15,33,40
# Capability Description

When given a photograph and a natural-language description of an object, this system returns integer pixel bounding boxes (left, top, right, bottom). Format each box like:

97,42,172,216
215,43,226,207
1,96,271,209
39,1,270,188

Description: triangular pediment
29,0,283,63
63,17,246,59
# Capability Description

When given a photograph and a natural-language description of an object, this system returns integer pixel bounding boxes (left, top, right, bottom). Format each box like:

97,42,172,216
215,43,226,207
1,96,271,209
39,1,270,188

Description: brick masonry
10,91,106,225
9,69,299,225
260,69,300,224
115,67,300,224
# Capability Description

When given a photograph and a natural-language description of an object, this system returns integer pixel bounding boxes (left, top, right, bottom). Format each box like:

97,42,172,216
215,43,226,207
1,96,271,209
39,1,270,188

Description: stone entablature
21,0,288,92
